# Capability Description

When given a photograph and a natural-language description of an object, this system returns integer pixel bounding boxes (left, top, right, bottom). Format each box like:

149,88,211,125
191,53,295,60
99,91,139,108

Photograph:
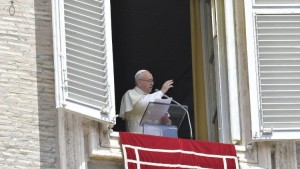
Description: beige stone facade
1,0,300,169
0,0,58,168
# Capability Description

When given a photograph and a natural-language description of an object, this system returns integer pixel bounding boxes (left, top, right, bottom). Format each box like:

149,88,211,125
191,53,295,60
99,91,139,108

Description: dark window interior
110,0,194,139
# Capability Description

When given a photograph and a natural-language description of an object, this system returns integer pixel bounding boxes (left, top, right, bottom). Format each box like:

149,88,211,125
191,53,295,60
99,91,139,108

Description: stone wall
0,0,59,168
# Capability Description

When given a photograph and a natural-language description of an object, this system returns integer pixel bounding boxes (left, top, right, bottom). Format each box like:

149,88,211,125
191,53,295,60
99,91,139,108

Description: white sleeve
138,90,164,106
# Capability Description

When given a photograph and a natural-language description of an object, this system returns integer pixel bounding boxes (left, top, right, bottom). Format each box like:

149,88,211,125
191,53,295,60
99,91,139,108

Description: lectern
140,102,187,138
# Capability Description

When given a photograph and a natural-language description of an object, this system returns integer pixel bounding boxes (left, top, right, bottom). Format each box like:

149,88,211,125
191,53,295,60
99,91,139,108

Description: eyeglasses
139,79,154,83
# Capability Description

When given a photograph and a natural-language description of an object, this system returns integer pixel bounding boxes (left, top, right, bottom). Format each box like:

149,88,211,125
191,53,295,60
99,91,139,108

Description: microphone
155,89,184,106
155,89,193,139
155,89,172,99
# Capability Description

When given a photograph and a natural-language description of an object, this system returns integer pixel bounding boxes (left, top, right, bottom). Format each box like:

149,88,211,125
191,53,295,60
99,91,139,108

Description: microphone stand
169,97,193,140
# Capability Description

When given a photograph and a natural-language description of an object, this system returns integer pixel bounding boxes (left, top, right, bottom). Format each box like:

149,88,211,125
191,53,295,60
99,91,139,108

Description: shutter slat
260,47,300,53
260,53,300,59
260,65,300,71
68,74,106,88
67,43,105,57
68,92,107,108
264,109,300,116
259,41,300,46
66,23,105,40
66,34,105,49
262,91,300,97
67,49,105,63
262,103,300,109
66,30,104,45
263,116,300,122
69,81,106,96
262,84,300,91
258,35,300,40
69,87,107,101
260,59,300,65
263,124,300,130
68,61,106,76
261,72,300,78
262,98,300,103
255,0,300,5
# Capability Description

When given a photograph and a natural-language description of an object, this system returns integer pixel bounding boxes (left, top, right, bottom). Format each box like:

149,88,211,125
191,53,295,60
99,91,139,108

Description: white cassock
119,86,163,133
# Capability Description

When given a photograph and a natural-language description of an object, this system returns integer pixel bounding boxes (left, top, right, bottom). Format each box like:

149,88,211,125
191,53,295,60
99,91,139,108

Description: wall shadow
35,0,59,168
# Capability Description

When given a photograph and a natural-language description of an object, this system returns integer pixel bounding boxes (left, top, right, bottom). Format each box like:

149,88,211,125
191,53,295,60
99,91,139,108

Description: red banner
120,132,238,169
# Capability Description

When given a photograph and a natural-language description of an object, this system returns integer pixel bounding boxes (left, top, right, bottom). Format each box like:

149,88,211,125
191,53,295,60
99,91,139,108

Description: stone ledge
89,147,123,162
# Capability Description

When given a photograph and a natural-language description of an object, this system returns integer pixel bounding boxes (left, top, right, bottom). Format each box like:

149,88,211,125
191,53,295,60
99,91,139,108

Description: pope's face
137,71,154,93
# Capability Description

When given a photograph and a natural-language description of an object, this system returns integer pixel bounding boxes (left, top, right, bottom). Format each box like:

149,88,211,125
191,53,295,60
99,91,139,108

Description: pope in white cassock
119,69,174,133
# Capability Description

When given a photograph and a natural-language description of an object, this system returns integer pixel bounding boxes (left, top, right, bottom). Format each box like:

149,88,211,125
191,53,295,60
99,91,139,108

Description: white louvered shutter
244,0,300,140
52,0,115,123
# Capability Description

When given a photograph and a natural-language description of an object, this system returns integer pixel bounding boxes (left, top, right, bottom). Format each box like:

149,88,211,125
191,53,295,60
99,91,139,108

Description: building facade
1,0,300,169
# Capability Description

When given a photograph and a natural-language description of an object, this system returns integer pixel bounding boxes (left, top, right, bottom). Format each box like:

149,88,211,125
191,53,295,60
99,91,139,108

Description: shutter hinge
61,69,68,89
261,127,273,134
59,53,68,106
62,69,69,83
101,87,112,115
101,106,110,115
60,53,69,83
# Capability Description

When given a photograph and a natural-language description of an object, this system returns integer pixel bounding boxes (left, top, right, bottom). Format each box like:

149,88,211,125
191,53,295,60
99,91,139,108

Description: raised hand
160,80,173,94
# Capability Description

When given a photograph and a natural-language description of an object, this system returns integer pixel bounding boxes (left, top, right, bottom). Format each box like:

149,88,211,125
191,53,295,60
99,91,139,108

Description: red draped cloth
119,132,238,169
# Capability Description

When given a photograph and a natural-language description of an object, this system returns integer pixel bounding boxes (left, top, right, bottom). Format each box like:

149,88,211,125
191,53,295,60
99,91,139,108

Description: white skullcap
134,69,148,80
